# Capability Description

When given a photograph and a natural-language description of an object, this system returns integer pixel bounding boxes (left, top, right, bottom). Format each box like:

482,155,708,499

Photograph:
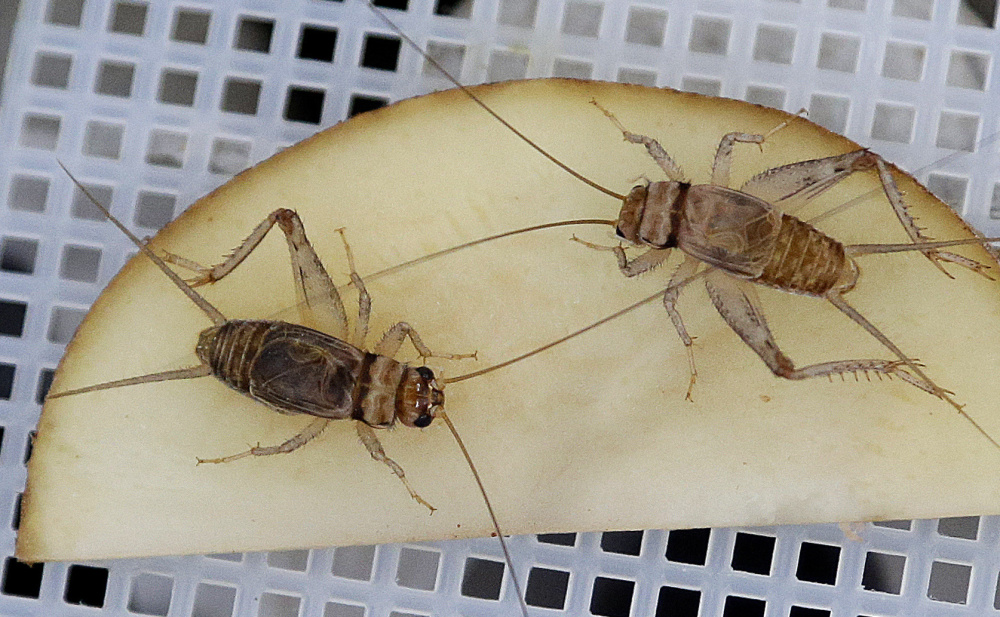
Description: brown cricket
50,164,530,617
371,6,1000,451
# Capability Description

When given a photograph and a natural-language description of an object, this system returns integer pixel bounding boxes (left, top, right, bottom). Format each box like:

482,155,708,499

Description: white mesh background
2,0,1000,616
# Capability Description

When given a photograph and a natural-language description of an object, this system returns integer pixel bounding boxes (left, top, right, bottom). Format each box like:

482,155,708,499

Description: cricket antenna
58,162,227,326
366,2,627,203
438,411,529,617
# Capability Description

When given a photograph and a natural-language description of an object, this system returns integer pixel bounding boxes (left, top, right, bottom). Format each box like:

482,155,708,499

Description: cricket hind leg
355,421,435,512
196,417,332,464
704,271,930,393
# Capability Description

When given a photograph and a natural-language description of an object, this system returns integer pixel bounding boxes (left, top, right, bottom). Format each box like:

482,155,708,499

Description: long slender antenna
438,412,529,617
366,3,626,202
58,162,227,326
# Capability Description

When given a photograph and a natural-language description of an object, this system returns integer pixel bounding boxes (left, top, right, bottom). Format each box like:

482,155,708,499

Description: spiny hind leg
704,271,928,390
197,417,331,464
356,422,435,512
375,322,476,361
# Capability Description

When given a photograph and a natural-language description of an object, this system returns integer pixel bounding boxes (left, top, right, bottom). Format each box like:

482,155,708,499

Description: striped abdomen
195,320,442,428
756,214,849,296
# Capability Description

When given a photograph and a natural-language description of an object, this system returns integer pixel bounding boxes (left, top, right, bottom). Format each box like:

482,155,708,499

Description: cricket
370,5,1000,451
50,164,531,617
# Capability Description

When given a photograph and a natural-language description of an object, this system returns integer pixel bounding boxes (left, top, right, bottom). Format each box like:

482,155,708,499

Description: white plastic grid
3,0,1000,616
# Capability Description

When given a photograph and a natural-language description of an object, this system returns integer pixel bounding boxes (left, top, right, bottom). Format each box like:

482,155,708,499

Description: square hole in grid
23,430,35,464
625,7,666,46
553,58,592,79
682,76,721,96
71,182,112,220
46,0,84,27
210,138,252,175
600,531,642,556
325,602,365,617
871,519,912,531
234,16,275,53
207,553,243,562
753,24,795,64
221,78,262,115
158,69,198,106
0,300,27,337
937,111,979,151
95,59,135,97
2,558,43,599
128,572,173,616
817,32,860,72
192,582,236,617
870,103,915,143
0,363,13,400
435,0,473,17
745,85,786,109
731,532,775,575
488,50,528,82
109,1,148,35
829,0,866,9
789,608,830,617
959,0,997,27
32,51,72,89
135,191,177,230
892,0,933,20
172,8,210,44
65,564,108,608
666,528,710,565
20,114,61,150
12,492,22,531
47,306,86,344
361,34,401,71
83,120,125,159
590,576,634,617
461,556,504,600
284,87,325,124
723,595,765,617
928,560,971,604
267,550,309,571
332,545,375,580
422,40,465,78
298,25,337,62
1,237,38,274
689,15,731,55
862,551,905,594
947,50,989,90
655,585,700,617
36,368,55,403
562,1,603,37
396,547,440,590
59,244,102,283
526,567,569,610
146,129,188,168
371,0,408,9
348,94,387,117
882,40,925,81
537,533,576,546
498,0,538,27
8,174,50,212
260,591,301,617
926,173,968,210
618,67,657,87
938,516,979,539
796,542,840,585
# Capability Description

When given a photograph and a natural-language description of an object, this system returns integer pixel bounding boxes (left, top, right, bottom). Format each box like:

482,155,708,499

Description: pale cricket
50,164,531,617
370,5,1000,451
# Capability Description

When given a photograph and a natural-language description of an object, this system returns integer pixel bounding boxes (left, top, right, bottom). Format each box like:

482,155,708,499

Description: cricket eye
615,227,626,239
417,366,434,380
413,414,433,428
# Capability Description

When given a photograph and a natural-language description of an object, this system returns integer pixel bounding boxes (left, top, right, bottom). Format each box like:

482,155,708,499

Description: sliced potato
17,79,1000,562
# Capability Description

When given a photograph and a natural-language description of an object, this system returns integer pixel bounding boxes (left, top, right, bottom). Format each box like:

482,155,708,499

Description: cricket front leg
356,422,435,512
590,99,686,181
704,271,925,389
570,236,673,277
663,256,701,400
197,417,331,464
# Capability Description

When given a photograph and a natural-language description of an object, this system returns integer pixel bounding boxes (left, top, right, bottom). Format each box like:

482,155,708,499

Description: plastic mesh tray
3,0,1000,615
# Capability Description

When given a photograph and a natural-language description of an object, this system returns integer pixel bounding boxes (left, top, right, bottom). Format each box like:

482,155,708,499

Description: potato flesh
17,79,1000,562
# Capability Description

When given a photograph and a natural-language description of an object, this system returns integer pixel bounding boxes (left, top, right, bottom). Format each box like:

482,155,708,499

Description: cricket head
398,366,445,428
616,181,688,249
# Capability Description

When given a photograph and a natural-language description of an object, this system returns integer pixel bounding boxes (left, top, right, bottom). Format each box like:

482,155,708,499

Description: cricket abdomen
756,214,850,296
195,320,423,426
